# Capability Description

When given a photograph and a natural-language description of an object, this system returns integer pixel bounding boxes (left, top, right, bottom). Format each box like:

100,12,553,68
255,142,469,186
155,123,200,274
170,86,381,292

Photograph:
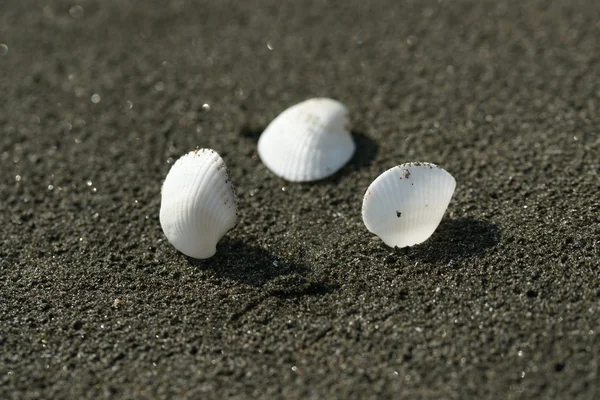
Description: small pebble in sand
69,5,84,19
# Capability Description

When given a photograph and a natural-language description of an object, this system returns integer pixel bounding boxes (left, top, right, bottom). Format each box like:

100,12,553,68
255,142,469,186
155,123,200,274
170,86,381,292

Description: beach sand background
1,0,599,398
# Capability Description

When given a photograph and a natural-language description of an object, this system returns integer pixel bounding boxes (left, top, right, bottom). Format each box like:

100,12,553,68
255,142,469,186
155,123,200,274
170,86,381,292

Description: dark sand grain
1,0,599,398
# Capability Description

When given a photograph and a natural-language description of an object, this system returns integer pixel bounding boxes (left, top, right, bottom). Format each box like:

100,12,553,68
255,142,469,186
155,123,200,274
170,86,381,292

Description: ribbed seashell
362,162,456,248
258,98,356,182
160,149,237,259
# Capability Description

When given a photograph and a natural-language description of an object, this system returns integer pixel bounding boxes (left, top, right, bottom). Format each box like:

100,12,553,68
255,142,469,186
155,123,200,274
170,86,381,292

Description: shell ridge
196,160,220,246
285,120,306,181
201,160,234,245
387,168,405,246
188,153,214,246
300,121,321,181
379,168,401,237
175,155,201,242
199,152,236,255
290,116,317,181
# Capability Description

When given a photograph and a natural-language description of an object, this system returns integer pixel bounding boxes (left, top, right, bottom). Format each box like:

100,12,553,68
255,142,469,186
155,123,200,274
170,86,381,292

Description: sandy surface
1,0,599,398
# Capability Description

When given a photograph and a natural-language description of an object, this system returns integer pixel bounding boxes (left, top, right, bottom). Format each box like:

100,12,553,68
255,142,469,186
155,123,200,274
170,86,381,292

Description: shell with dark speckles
362,162,456,248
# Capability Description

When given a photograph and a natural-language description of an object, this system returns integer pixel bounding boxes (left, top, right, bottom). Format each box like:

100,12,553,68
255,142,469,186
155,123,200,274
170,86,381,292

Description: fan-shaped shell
160,149,237,259
362,162,456,248
258,98,356,182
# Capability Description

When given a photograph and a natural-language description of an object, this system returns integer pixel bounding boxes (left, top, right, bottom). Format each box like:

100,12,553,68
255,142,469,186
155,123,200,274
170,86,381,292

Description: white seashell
160,149,237,259
362,162,456,248
258,98,356,182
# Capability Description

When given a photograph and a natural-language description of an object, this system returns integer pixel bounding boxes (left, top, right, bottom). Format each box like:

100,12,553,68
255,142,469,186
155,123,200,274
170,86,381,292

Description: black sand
1,1,599,398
